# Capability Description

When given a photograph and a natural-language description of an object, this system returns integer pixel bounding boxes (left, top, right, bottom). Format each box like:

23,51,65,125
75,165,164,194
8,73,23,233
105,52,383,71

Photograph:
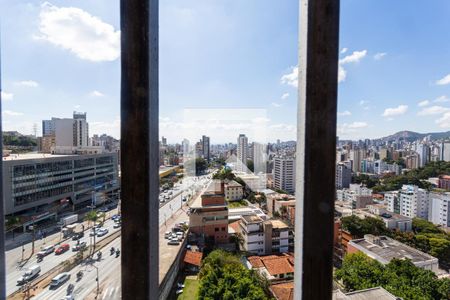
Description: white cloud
418,100,430,107
373,52,387,60
417,105,450,116
74,105,81,109
1,91,14,101
434,95,450,103
382,105,408,117
89,90,105,97
436,74,450,86
339,50,367,65
340,48,348,54
281,50,367,86
271,102,282,108
280,66,298,87
281,93,289,100
436,112,450,128
15,80,39,87
337,110,351,117
338,65,347,83
37,2,120,62
3,110,24,116
337,121,368,136
90,117,120,137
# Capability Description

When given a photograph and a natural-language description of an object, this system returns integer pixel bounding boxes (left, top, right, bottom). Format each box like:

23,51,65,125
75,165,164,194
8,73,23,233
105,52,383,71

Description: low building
239,216,293,255
348,234,439,273
266,193,296,216
224,180,244,201
228,205,267,222
246,253,294,281
3,152,119,216
183,250,202,273
189,180,229,244
438,175,450,190
333,287,398,300
270,281,294,300
353,204,412,232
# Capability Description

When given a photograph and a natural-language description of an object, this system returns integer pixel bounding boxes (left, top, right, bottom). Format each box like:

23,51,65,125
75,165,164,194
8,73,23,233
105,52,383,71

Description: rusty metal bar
294,0,340,299
120,0,159,299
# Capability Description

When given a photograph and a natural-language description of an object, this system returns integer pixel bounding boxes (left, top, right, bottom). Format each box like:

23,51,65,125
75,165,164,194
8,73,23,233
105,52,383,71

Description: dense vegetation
341,216,450,270
3,135,36,147
198,250,270,300
336,252,450,299
354,161,450,192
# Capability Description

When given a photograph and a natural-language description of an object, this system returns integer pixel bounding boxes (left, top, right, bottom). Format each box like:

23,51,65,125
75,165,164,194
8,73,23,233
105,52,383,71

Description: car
49,272,71,289
159,199,165,204
167,239,180,245
90,228,98,236
176,289,183,295
61,296,74,300
17,265,41,285
72,232,84,241
164,231,172,239
113,222,121,229
55,244,70,255
98,207,108,213
112,214,121,221
177,282,185,288
97,228,109,237
72,241,87,251
37,245,55,257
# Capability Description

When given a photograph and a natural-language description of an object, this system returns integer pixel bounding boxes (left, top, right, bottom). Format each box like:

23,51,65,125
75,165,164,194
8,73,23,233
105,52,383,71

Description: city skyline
1,1,450,141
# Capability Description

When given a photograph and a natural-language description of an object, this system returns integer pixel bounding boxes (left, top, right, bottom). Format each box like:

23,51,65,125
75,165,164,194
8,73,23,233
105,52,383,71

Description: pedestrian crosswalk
101,286,121,299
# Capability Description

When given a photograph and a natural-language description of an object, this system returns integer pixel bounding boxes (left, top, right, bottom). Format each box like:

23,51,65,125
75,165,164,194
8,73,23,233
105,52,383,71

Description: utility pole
30,217,36,254
92,264,99,299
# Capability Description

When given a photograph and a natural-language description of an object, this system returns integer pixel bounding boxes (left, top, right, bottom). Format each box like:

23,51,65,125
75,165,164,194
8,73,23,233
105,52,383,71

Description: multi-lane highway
6,173,212,299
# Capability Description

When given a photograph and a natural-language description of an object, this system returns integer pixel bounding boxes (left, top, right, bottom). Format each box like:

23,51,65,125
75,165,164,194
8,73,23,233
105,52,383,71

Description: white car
97,228,109,237
113,222,121,229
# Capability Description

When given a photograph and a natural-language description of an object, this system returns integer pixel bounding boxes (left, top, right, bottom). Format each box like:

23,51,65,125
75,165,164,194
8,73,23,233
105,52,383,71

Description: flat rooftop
269,219,290,229
333,287,397,300
351,235,436,264
242,215,264,224
3,153,75,161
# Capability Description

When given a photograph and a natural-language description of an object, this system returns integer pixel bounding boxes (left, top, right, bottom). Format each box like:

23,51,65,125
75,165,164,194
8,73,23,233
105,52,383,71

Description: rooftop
226,180,242,187
204,180,224,195
3,153,75,161
269,219,290,229
270,281,294,300
242,215,264,224
248,253,295,276
183,250,202,267
332,287,398,300
350,235,437,265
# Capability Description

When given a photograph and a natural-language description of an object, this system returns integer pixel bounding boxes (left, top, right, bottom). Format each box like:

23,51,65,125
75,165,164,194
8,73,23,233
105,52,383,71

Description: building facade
3,153,119,215
273,157,296,193
237,134,249,171
336,163,351,190
428,192,450,227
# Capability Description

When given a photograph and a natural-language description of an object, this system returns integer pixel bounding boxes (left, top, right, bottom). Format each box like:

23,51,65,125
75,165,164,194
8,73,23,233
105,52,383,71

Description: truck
60,214,78,227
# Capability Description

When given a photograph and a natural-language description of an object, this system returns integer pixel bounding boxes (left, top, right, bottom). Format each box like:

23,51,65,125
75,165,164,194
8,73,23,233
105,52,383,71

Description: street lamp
91,264,100,299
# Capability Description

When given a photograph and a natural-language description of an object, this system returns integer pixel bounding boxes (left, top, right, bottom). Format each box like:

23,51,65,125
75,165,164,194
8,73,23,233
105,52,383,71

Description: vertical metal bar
295,0,339,299
120,0,159,299
0,36,6,299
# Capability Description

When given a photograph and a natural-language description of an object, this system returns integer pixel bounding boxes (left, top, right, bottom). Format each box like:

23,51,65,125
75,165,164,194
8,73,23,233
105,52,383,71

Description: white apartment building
273,157,296,193
428,192,450,227
336,184,373,209
225,180,244,201
399,185,429,219
385,191,400,214
239,216,291,255
237,134,249,171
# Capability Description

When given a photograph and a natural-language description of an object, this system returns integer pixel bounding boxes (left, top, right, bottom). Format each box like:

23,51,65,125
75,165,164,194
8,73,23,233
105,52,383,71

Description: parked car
17,265,41,285
112,214,121,221
72,232,84,241
72,241,87,251
164,231,172,239
55,244,70,255
168,239,180,245
176,289,183,295
113,222,121,229
49,272,71,289
37,245,55,257
97,228,109,237
98,207,108,213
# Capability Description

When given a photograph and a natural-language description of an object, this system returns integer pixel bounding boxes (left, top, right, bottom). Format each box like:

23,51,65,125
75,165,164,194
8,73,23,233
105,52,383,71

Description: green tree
84,210,98,255
198,250,269,300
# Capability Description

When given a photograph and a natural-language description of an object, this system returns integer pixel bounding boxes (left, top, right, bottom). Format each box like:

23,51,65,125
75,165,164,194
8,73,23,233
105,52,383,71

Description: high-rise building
42,119,56,136
399,185,428,219
237,134,248,171
253,142,267,174
273,156,296,193
73,112,89,147
202,135,210,162
161,136,167,146
350,149,362,173
417,143,430,167
182,139,190,155
440,142,450,161
335,163,351,189
428,192,450,227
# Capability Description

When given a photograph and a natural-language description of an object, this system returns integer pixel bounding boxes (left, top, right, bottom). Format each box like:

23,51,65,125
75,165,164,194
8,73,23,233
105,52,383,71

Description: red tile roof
228,220,241,233
248,254,295,276
184,250,202,267
270,281,294,300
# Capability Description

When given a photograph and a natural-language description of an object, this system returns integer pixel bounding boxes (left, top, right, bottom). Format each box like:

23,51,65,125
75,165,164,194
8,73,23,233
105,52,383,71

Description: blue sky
1,1,450,143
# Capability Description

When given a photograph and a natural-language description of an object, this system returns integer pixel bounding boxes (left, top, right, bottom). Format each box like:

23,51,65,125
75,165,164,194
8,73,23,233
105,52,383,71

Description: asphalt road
33,238,122,300
6,217,121,296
